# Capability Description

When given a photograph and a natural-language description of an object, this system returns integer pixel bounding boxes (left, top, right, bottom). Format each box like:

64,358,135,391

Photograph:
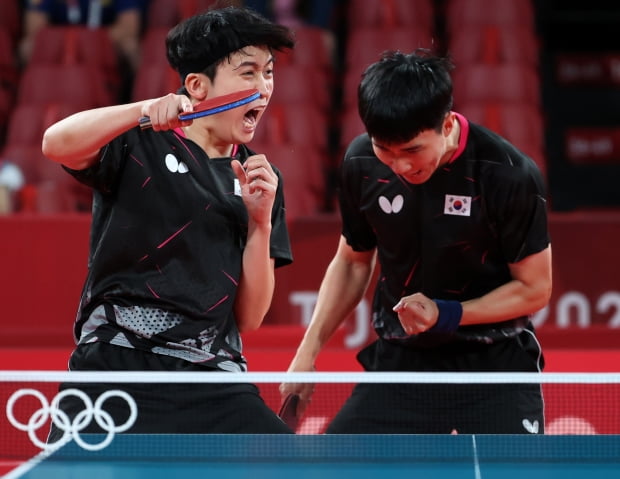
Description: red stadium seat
132,28,182,101
29,26,117,68
278,25,335,88
342,28,435,109
145,0,182,29
131,64,181,101
250,142,326,222
36,157,92,213
33,181,78,214
0,140,92,213
282,26,333,69
346,0,434,30
4,103,82,150
17,63,113,109
459,102,545,151
4,105,47,149
345,27,435,71
448,25,540,67
452,63,541,107
269,65,331,113
339,106,366,151
459,102,547,176
0,144,46,188
251,103,329,152
444,0,535,30
139,27,171,67
28,26,120,99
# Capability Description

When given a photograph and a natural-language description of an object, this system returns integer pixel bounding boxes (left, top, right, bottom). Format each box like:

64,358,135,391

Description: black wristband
429,299,462,333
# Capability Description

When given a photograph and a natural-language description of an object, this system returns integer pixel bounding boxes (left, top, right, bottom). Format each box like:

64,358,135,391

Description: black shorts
47,342,292,442
327,329,545,434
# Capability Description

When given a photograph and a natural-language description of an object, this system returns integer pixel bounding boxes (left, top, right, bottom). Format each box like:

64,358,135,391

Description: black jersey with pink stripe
338,114,549,347
64,126,292,371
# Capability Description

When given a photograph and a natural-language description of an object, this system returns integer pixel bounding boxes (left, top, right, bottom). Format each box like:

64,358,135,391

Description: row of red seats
0,0,549,218
0,19,335,219
337,0,548,178
442,0,547,177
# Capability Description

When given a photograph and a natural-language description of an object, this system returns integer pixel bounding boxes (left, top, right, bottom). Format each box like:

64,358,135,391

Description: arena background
1,0,619,442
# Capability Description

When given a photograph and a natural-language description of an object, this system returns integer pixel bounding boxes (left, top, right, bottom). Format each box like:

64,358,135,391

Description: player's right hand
280,358,316,417
140,93,193,131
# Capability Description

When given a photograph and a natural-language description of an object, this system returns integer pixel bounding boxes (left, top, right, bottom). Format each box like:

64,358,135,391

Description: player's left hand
231,155,277,225
393,292,439,335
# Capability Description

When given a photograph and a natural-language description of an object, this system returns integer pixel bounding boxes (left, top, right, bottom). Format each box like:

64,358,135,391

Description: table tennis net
1,371,619,465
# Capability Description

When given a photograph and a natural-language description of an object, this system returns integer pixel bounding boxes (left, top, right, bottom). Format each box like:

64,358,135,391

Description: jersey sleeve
241,144,293,268
487,154,550,263
337,135,378,252
62,129,134,194
270,165,293,268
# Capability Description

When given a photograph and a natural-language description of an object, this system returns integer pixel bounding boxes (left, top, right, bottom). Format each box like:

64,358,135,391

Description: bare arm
230,155,280,332
42,94,193,170
396,245,553,334
461,245,553,324
234,223,276,333
280,236,376,404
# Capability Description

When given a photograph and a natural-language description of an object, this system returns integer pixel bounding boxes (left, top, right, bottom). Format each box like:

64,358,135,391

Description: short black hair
358,49,454,144
166,6,295,83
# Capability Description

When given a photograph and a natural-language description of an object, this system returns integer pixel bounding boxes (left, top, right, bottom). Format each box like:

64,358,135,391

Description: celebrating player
42,6,295,436
282,49,552,434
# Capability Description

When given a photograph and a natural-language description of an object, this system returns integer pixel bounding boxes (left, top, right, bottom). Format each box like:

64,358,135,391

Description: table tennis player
41,6,295,437
282,49,552,434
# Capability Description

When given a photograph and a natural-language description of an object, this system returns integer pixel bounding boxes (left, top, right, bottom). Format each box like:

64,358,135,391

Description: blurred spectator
0,160,25,214
19,0,147,73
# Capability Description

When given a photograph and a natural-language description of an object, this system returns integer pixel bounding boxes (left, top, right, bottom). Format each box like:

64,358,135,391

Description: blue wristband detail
429,300,462,333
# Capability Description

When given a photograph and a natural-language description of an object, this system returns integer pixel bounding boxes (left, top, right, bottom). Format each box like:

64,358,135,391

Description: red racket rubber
278,393,300,431
139,89,260,130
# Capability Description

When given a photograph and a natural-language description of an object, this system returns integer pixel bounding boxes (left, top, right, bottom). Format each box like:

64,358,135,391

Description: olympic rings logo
6,388,138,451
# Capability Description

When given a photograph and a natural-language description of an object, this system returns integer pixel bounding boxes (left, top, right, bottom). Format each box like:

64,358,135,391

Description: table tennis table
4,434,619,479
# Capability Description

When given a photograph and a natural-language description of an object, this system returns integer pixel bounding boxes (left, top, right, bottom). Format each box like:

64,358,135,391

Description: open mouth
245,108,259,121
243,107,261,128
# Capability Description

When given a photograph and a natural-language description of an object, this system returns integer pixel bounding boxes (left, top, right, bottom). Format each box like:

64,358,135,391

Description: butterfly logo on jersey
444,194,471,216
378,195,404,214
522,418,540,434
164,154,189,174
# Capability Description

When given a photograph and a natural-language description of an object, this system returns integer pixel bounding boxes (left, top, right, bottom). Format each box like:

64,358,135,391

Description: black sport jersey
65,126,293,371
338,114,549,347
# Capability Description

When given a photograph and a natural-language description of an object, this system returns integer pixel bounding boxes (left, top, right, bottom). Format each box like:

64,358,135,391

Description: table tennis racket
278,393,300,431
139,89,260,130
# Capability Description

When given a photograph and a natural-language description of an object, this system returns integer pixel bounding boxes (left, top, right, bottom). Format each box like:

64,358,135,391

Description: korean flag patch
444,194,471,216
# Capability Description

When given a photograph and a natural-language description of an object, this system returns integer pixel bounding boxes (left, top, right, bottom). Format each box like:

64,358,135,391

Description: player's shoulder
466,122,541,176
344,133,374,160
463,122,546,196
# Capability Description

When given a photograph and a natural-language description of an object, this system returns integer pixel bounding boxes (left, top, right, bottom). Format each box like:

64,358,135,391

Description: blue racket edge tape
139,90,260,129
